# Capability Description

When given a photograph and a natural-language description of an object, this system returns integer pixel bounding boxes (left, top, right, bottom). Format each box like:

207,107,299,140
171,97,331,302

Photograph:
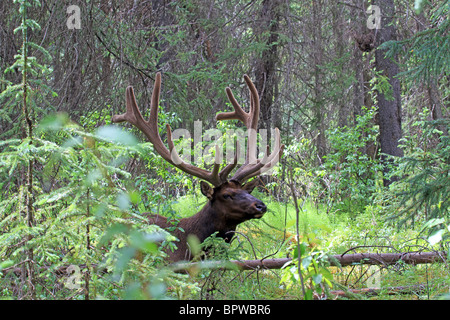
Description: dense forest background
0,0,449,300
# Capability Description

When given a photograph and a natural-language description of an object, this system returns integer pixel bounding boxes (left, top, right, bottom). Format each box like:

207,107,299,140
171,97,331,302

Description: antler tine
231,127,284,183
219,139,240,182
111,86,140,125
216,74,259,129
113,72,225,187
217,89,248,126
217,74,283,183
243,74,260,133
113,73,283,187
217,75,260,165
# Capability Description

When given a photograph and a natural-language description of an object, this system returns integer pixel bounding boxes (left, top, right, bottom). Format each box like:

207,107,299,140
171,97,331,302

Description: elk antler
112,73,283,187
217,75,284,183
112,72,237,187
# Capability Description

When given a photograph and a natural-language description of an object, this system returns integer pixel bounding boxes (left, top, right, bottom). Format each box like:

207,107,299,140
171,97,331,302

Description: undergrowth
171,193,450,300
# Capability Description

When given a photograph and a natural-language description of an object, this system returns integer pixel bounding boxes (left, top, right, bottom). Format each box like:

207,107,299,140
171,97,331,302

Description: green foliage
381,0,450,82
323,107,382,214
390,111,450,229
369,68,394,101
280,229,334,300
1,0,449,301
99,222,196,300
422,218,450,247
0,0,55,139
0,113,198,299
0,3,195,296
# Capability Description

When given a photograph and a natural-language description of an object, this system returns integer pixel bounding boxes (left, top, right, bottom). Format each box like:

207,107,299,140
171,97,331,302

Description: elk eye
223,194,233,200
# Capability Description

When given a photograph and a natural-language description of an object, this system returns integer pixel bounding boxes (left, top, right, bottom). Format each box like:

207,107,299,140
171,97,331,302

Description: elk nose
255,202,267,213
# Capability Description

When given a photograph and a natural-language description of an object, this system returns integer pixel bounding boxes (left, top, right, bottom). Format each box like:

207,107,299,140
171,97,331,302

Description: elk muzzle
251,200,267,218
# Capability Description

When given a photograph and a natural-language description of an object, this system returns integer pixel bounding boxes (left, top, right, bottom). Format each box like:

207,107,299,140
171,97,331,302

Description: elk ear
200,181,214,200
242,179,259,194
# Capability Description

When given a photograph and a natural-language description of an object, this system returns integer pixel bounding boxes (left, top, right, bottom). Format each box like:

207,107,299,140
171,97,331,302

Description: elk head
200,179,267,223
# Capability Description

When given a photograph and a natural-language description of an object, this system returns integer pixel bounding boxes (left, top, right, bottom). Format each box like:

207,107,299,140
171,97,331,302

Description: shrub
323,107,382,214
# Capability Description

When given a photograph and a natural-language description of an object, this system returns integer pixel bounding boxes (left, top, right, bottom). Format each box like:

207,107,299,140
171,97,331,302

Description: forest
0,0,449,301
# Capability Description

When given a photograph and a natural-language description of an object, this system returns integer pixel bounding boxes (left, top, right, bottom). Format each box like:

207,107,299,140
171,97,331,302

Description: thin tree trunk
428,79,448,135
373,0,404,186
312,0,327,163
21,2,36,300
254,0,282,133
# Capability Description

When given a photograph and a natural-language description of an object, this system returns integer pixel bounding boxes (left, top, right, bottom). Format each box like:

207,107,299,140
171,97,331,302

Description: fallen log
172,251,448,272
231,251,448,271
3,251,447,276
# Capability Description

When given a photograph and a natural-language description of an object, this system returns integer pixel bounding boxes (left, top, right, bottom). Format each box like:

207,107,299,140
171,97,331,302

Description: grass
169,192,450,300
171,190,333,237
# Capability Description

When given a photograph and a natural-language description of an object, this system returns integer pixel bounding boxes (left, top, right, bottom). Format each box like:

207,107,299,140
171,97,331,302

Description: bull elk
112,73,284,262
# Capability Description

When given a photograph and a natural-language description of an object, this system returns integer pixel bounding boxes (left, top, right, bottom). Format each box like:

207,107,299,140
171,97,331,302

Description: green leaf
301,255,312,270
428,229,445,246
95,125,138,146
414,0,426,14
312,274,322,285
129,190,141,205
115,246,136,274
130,230,164,253
38,113,69,132
147,281,167,299
0,260,14,272
305,288,313,300
99,223,129,247
116,192,131,211
187,234,202,257
422,218,445,231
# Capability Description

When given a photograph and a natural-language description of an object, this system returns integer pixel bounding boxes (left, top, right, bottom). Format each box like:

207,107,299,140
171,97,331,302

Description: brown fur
147,180,266,262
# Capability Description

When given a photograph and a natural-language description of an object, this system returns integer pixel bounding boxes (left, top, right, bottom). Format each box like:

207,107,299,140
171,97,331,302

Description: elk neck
183,200,238,243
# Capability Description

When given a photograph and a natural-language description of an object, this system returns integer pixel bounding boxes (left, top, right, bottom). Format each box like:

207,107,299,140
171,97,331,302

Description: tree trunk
373,0,404,186
311,0,327,163
254,0,282,133
331,2,350,129
350,0,368,123
415,10,448,135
